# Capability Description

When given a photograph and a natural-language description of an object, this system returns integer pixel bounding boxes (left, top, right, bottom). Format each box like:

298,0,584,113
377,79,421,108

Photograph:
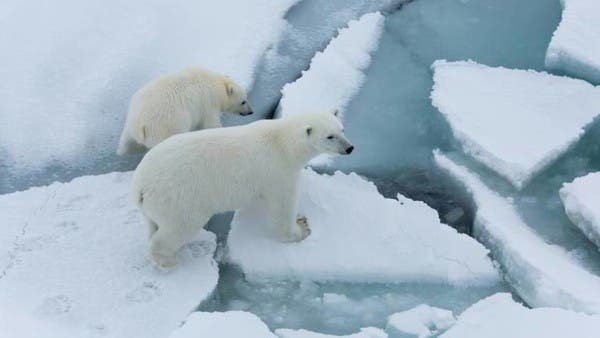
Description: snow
434,150,600,314
275,12,385,166
560,172,600,248
387,305,455,338
0,0,298,171
277,12,385,119
546,0,600,84
431,60,600,189
227,168,499,285
440,293,600,338
0,172,219,338
169,311,277,338
276,327,387,338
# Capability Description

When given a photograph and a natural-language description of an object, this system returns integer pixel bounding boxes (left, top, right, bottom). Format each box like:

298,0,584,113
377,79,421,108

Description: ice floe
431,60,600,189
277,12,385,119
0,172,219,338
169,311,277,338
440,293,600,338
276,327,387,338
560,172,600,248
227,168,499,285
0,0,297,172
546,0,600,84
387,304,455,338
434,150,600,314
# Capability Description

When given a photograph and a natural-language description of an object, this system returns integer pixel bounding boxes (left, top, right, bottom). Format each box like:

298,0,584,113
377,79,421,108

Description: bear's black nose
345,146,354,154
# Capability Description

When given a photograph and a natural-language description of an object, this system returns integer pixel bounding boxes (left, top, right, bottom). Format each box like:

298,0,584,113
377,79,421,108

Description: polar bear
117,67,253,155
132,110,353,268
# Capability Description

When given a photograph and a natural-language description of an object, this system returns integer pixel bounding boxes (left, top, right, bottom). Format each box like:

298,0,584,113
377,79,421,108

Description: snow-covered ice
0,0,297,173
169,311,277,338
546,0,600,84
275,12,385,166
440,293,600,338
276,327,387,338
387,305,455,338
431,60,600,189
560,172,600,248
277,12,385,119
434,151,600,314
228,168,499,285
0,172,219,338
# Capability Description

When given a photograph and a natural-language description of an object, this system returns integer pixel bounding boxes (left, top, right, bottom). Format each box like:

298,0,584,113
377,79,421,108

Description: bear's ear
332,109,340,117
306,126,313,136
225,80,234,96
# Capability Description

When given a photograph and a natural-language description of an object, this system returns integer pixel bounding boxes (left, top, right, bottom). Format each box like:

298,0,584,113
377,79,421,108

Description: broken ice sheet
431,60,600,190
560,172,600,248
440,293,600,338
546,0,600,84
227,168,499,285
0,172,218,338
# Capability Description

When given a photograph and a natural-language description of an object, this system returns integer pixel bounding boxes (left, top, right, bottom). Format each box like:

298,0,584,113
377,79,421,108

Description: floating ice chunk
431,60,600,189
228,168,499,285
546,0,600,84
275,12,385,166
440,293,600,338
0,0,298,172
560,172,600,248
277,12,385,118
387,305,455,338
0,172,219,338
434,150,600,314
276,327,387,338
169,311,277,338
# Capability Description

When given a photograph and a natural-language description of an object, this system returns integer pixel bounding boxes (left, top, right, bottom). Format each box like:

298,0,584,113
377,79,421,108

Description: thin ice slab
227,169,499,285
169,311,277,338
276,327,387,338
0,172,219,338
434,151,600,314
560,172,600,248
440,293,600,338
387,305,455,338
276,12,385,166
546,0,600,84
431,60,600,189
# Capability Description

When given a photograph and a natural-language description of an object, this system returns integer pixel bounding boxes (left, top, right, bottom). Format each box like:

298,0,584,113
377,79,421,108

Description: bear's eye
241,100,247,105
327,135,334,140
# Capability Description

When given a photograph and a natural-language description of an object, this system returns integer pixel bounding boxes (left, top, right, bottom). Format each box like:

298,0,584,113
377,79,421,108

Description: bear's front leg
266,180,310,242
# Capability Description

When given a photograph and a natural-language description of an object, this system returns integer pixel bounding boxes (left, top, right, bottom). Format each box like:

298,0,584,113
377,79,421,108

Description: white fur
117,67,252,155
131,111,353,268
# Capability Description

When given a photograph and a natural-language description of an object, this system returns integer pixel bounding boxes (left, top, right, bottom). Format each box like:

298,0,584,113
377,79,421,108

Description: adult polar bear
117,67,253,155
132,110,353,268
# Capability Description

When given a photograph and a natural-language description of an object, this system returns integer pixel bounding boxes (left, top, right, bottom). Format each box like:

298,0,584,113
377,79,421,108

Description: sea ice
276,327,387,338
440,293,600,338
431,60,600,189
560,172,600,248
0,0,298,190
546,0,600,84
274,12,384,166
277,12,384,119
227,168,499,285
434,150,600,314
169,311,277,338
387,305,455,338
0,172,219,338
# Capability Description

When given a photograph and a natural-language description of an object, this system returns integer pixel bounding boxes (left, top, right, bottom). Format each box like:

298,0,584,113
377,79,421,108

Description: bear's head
223,77,253,116
304,110,354,156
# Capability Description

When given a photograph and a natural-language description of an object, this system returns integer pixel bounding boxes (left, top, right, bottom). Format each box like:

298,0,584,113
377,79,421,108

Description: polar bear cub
117,67,253,155
132,110,353,268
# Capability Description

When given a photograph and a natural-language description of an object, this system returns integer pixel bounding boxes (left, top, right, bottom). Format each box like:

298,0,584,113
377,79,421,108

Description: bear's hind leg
149,215,209,269
144,216,159,240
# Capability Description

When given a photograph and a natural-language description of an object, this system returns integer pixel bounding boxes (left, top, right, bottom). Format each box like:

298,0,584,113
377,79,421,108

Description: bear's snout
241,111,253,116
345,146,354,154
